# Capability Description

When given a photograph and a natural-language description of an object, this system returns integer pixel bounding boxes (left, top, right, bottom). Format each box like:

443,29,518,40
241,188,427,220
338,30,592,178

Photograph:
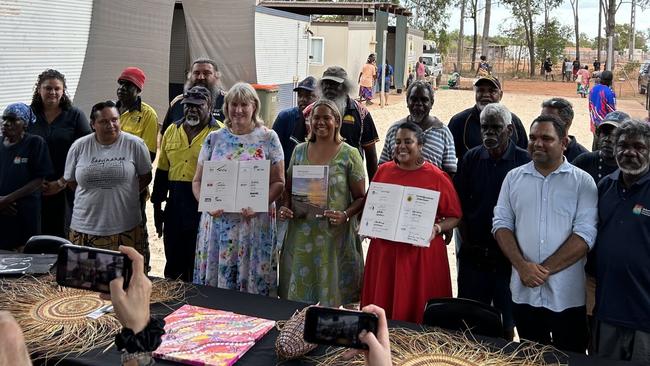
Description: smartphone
304,307,379,349
56,244,132,294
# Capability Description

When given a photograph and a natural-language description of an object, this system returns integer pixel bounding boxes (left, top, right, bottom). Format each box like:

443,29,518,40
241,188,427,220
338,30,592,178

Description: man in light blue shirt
492,114,598,353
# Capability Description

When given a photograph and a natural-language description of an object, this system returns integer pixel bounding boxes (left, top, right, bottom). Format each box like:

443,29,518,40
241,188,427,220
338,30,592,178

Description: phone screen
57,245,130,293
304,307,378,349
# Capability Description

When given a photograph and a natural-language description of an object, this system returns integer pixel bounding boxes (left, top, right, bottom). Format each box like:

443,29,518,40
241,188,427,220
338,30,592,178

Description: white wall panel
0,0,92,112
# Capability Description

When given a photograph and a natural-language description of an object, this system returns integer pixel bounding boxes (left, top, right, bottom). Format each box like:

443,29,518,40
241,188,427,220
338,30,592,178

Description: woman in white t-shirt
63,100,152,270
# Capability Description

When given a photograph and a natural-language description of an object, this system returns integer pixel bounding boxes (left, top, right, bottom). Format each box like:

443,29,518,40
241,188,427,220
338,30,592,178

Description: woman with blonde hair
278,98,366,306
192,82,285,296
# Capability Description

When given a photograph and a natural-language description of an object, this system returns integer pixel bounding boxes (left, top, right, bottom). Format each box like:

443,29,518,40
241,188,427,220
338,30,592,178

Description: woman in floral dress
192,82,285,296
278,99,366,306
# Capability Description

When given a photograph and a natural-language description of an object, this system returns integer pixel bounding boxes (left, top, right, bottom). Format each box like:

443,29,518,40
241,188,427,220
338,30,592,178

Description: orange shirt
359,63,376,88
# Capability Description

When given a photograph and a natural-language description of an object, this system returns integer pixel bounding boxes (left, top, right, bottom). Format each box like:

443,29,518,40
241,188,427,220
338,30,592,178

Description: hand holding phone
56,245,132,294
109,246,151,334
303,307,379,350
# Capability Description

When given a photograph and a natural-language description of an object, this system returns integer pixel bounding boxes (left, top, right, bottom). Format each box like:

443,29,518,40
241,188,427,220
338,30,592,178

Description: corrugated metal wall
0,0,92,112
254,7,309,112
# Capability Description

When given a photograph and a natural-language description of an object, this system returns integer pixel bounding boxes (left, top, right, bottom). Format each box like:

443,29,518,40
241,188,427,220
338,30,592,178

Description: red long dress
361,161,462,323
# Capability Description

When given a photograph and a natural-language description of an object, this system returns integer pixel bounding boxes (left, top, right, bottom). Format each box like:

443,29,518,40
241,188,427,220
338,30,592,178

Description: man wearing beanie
117,66,159,162
117,66,158,273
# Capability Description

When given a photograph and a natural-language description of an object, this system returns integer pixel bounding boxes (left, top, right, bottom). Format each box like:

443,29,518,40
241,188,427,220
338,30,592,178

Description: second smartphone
304,306,379,349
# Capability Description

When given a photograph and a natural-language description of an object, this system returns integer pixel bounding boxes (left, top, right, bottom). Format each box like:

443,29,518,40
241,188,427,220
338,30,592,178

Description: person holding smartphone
0,246,159,366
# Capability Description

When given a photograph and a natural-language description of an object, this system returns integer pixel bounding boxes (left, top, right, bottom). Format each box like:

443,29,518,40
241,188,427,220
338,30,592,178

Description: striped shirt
379,117,457,173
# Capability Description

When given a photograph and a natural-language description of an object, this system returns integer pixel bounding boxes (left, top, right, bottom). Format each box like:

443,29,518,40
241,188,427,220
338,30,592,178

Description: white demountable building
0,0,310,122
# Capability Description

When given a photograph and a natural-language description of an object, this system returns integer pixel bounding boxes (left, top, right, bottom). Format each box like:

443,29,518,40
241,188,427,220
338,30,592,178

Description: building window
310,37,324,65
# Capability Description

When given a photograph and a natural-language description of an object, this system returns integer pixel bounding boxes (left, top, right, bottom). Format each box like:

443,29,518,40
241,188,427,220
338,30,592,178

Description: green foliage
401,0,451,37
613,24,648,52
535,19,571,63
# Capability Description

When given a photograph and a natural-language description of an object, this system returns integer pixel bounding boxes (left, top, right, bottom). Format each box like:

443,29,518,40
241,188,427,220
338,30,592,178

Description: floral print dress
193,126,283,296
279,142,366,306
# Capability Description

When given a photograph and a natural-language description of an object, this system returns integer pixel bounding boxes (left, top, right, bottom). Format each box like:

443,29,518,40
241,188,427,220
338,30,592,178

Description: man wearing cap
313,66,380,180
574,111,629,323
151,86,220,281
448,76,528,160
589,70,616,138
593,120,650,363
116,66,158,162
161,58,226,135
540,97,588,163
0,103,53,250
272,76,318,165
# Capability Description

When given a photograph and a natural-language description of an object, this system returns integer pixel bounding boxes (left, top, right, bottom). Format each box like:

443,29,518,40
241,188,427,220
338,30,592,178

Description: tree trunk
606,0,615,38
481,0,491,58
470,0,478,71
457,0,466,73
597,0,602,63
571,0,580,62
527,6,536,76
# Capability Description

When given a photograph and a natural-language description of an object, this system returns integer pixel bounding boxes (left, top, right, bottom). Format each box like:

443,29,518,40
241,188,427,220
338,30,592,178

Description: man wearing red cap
117,66,158,162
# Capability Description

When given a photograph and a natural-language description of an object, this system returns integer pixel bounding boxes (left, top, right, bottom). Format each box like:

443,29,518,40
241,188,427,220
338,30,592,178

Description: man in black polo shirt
448,76,528,160
453,103,530,340
573,111,629,320
594,120,650,363
313,66,380,180
540,98,588,162
161,58,226,134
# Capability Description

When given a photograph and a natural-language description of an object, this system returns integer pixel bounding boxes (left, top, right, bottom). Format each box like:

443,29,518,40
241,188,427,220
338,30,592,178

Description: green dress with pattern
279,142,365,306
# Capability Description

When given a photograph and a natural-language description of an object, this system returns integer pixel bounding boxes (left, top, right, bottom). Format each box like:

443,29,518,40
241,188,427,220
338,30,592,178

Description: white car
421,54,443,86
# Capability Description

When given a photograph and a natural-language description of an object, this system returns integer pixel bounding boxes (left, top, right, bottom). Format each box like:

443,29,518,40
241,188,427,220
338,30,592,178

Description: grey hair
223,82,264,128
480,103,512,125
614,120,650,150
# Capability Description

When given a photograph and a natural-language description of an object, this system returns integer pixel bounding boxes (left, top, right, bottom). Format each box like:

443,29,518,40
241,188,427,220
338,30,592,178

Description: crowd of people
1,56,650,363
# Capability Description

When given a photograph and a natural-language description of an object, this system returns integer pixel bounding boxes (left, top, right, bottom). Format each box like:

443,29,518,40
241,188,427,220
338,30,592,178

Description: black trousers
162,182,200,282
41,190,68,238
513,303,588,353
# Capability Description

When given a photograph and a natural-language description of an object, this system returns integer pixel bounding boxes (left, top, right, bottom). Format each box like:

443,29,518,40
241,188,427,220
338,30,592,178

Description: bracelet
434,224,442,235
115,317,166,353
121,351,154,366
343,210,350,222
56,178,66,188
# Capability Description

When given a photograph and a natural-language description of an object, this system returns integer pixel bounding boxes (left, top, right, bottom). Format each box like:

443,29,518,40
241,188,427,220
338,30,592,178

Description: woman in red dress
361,121,462,323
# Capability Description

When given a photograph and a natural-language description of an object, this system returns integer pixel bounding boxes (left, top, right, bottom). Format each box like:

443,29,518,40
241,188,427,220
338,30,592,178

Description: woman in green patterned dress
278,99,366,306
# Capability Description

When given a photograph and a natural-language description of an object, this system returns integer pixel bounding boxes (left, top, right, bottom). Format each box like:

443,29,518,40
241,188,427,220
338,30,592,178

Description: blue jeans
457,259,514,331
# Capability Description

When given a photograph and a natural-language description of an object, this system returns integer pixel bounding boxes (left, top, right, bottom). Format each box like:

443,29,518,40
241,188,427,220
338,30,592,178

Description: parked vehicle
420,53,442,86
638,60,650,94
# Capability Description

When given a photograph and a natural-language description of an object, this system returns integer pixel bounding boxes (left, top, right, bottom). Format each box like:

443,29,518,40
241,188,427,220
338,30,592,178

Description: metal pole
381,30,387,107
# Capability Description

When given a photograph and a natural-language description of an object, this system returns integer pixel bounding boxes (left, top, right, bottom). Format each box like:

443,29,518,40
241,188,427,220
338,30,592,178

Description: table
44,284,637,366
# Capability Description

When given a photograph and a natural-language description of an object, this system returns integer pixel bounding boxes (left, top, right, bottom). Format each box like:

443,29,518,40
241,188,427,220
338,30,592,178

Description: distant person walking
572,59,580,80
576,65,591,98
416,57,426,81
589,70,616,135
543,58,554,81
564,59,573,82
358,54,377,105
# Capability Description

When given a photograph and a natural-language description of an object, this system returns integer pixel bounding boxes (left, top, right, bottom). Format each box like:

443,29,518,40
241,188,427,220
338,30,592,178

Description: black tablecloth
38,283,638,366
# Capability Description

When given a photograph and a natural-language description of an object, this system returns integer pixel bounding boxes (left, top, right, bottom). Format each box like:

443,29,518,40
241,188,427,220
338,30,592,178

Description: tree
569,0,580,62
469,0,479,71
401,0,451,37
457,0,466,73
536,20,572,64
614,24,648,52
481,0,492,61
503,0,540,76
578,33,594,49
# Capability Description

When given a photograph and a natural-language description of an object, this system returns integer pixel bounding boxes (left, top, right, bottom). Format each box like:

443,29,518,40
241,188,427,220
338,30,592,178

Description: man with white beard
161,58,226,135
593,120,650,363
448,76,528,160
313,66,380,180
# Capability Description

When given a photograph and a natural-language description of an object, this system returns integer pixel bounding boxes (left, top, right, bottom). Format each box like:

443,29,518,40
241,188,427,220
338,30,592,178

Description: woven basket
275,306,317,360
399,354,480,366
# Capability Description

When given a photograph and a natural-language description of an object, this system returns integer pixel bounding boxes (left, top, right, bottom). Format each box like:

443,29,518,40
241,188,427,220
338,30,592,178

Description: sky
445,1,650,40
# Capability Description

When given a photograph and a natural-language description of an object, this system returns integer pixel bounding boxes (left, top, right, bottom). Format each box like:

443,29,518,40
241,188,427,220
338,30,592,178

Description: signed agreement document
198,160,270,212
359,182,440,247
